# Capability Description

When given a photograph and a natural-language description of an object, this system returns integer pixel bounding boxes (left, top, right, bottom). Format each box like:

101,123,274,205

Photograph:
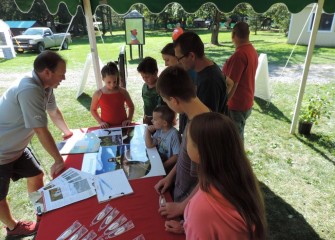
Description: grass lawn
0,29,334,240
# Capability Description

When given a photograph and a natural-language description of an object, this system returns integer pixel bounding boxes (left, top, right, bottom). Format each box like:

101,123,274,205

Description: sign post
124,10,145,60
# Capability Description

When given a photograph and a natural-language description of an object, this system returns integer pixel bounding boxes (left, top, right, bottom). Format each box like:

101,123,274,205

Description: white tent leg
82,0,102,89
290,0,325,134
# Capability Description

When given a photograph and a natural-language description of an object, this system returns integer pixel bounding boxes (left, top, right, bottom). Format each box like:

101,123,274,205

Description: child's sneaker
6,221,37,237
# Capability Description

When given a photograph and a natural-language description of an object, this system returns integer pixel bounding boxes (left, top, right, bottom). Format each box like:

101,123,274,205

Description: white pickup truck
12,27,72,53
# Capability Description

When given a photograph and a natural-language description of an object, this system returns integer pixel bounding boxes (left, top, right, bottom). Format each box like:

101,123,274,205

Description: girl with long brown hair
184,112,266,239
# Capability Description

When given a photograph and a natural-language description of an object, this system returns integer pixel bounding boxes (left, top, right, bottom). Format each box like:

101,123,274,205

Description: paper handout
94,169,134,203
29,168,134,213
29,168,96,214
59,132,101,155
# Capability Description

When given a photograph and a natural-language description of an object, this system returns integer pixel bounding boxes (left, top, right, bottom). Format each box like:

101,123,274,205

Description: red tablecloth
35,154,185,240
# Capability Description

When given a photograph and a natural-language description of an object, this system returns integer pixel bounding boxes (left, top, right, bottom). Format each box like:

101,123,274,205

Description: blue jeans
229,109,252,141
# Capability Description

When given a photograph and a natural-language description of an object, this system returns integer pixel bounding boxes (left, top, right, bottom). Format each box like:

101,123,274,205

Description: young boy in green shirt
137,57,163,125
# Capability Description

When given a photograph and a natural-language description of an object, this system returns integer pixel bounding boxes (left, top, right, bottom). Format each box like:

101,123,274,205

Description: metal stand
129,44,143,60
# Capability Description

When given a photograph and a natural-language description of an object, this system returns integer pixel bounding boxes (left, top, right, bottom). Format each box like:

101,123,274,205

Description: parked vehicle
12,27,72,53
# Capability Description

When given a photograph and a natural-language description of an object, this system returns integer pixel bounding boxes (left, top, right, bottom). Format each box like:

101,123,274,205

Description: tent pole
289,0,325,134
82,0,102,89
58,14,76,52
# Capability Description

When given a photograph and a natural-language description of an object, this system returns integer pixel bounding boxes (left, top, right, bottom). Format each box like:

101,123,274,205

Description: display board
118,45,127,88
124,18,145,45
255,53,271,101
0,20,16,59
80,125,166,179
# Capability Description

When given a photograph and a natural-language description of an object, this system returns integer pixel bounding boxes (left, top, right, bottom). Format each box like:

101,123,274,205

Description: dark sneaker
6,221,37,237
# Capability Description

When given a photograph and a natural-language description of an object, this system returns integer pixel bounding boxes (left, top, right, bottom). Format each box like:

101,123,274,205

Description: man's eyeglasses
176,53,188,62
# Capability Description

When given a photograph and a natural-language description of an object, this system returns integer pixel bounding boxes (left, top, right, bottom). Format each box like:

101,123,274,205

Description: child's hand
62,131,73,140
159,202,184,219
154,176,172,194
147,125,156,133
122,119,131,127
99,121,110,129
165,220,184,234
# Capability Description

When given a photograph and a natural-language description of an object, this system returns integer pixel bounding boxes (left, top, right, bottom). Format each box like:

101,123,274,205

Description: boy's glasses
176,53,188,62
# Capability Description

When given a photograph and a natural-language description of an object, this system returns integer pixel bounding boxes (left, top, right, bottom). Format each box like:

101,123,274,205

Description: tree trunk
211,9,221,45
163,16,168,30
48,15,56,33
100,8,106,36
108,8,112,35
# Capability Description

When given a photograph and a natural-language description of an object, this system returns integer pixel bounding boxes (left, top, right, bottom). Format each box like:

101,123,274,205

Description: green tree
230,3,290,35
159,3,186,29
265,3,290,33
95,5,113,35
194,3,223,45
231,3,262,35
54,3,72,33
0,0,25,21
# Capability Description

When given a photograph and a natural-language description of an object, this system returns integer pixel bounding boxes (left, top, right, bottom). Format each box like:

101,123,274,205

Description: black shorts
0,147,43,200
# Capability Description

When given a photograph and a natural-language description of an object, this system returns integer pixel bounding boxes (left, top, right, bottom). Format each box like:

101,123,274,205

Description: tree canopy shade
13,0,335,15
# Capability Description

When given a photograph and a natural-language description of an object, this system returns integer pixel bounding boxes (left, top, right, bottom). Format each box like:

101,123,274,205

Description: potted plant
298,95,330,135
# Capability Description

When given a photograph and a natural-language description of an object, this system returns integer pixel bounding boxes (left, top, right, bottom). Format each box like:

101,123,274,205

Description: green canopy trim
14,0,335,16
